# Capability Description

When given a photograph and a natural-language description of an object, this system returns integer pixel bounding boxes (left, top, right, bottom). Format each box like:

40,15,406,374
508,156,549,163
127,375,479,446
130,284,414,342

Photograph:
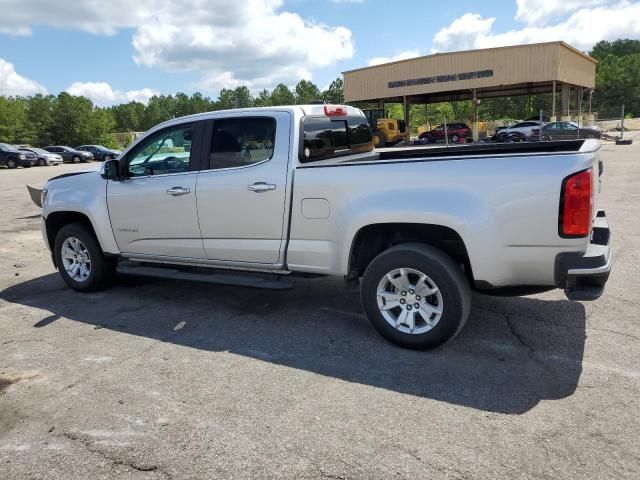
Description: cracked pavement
1,139,639,479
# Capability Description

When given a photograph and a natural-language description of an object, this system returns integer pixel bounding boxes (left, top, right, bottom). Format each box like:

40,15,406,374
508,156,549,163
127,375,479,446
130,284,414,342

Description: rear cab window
300,115,373,163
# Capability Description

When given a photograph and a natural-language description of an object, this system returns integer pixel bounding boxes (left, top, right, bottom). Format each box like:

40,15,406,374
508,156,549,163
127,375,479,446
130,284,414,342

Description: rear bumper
556,210,612,301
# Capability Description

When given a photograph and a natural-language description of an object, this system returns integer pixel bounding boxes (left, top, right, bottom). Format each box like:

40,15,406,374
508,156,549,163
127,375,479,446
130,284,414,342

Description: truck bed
298,140,588,168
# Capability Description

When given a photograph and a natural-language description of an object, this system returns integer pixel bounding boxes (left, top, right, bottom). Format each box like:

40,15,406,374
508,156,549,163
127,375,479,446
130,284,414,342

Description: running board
116,263,294,290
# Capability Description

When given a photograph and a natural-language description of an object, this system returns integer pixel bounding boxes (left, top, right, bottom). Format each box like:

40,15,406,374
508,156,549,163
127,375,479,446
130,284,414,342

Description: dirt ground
1,139,639,479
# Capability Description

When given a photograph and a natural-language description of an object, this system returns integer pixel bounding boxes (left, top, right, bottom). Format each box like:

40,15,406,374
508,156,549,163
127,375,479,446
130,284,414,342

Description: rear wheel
72,155,81,164
372,130,386,148
54,222,115,292
361,243,471,350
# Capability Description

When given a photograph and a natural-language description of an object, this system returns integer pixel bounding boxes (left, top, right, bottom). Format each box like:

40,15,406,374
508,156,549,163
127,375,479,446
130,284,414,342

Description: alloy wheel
376,267,444,335
61,237,92,282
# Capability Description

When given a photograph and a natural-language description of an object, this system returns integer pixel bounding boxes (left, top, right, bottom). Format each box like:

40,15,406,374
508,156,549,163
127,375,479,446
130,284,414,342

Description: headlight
41,188,48,206
19,153,26,160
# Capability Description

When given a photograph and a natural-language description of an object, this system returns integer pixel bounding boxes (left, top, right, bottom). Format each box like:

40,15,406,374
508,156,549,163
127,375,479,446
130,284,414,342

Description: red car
419,123,471,143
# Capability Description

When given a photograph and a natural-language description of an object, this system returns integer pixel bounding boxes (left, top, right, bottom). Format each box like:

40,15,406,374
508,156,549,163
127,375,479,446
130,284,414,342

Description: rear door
195,113,291,264
107,121,207,259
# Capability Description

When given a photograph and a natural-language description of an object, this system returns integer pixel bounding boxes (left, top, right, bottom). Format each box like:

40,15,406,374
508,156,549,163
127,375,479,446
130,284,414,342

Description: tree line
0,39,637,147
0,78,344,147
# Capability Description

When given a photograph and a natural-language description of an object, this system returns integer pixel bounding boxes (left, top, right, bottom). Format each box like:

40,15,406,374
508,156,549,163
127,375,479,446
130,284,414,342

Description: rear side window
301,116,373,162
209,117,275,170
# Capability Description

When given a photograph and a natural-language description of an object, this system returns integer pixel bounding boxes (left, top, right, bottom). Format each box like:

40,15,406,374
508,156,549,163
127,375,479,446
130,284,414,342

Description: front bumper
556,210,612,301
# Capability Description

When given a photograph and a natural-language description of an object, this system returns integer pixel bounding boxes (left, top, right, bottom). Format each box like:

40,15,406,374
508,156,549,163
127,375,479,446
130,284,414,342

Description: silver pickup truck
35,104,612,349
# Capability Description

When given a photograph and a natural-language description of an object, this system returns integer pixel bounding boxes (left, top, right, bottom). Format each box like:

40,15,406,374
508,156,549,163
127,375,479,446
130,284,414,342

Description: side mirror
101,159,121,181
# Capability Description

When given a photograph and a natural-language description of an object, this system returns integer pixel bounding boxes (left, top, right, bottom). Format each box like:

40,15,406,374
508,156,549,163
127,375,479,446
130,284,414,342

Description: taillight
560,168,593,237
324,105,347,116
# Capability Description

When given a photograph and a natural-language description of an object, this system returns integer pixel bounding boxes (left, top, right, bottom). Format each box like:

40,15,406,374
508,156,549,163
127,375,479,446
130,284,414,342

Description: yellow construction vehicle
362,108,409,147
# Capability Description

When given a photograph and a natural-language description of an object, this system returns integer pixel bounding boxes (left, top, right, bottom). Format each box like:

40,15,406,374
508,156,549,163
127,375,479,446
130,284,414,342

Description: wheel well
45,212,96,251
349,223,473,282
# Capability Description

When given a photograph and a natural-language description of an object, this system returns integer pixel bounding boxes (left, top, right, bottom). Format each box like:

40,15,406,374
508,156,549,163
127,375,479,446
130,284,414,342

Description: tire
72,155,81,164
53,222,116,292
450,134,460,143
361,243,471,350
372,130,386,148
6,158,18,169
38,158,47,166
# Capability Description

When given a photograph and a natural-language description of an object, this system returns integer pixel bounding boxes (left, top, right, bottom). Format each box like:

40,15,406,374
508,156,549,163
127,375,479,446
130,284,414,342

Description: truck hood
48,169,99,182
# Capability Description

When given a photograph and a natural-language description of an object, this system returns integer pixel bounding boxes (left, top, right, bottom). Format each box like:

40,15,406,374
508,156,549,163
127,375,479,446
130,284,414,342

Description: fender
42,169,120,255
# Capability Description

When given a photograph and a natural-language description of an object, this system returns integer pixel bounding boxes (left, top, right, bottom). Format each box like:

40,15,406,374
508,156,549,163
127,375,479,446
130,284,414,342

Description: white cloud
515,0,609,26
433,1,640,53
0,0,354,93
368,50,422,66
66,82,159,105
0,58,47,96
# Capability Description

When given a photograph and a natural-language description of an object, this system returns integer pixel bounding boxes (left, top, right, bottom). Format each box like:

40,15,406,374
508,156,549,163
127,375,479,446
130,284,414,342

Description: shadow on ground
1,273,586,414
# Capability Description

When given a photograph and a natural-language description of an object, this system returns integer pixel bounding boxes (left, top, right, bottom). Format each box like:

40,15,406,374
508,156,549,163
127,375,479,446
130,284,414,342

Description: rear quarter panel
288,147,598,287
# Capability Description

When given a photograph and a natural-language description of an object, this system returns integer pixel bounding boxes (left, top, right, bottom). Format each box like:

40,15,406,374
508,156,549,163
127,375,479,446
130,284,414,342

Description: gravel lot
1,140,639,480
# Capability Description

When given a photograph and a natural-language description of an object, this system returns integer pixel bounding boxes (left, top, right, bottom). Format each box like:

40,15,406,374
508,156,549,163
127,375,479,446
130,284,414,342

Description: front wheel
361,243,471,350
450,134,460,143
38,158,47,166
6,158,18,169
54,222,115,292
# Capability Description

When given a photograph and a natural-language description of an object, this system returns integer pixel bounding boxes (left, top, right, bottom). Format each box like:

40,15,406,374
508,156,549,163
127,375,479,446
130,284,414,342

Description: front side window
127,124,193,177
209,117,275,170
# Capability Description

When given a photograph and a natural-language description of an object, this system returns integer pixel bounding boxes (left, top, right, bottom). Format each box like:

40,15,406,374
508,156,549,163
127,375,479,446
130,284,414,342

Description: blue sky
0,0,638,105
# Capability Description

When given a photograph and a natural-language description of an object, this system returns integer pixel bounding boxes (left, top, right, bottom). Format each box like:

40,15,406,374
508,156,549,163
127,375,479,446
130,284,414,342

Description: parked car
419,123,471,143
0,143,38,168
76,145,121,161
532,121,601,141
18,146,63,166
44,146,93,163
32,104,611,350
495,121,544,141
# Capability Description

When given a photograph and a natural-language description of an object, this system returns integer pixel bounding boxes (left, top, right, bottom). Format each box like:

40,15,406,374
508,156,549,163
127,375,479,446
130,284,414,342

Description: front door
195,113,290,264
107,121,206,259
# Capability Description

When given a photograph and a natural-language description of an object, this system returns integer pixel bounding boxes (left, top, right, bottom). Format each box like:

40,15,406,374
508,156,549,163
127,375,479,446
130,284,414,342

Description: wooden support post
551,80,556,121
472,88,478,142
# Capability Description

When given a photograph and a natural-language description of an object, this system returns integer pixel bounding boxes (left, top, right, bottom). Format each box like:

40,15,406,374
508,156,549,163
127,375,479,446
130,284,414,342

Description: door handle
166,186,191,196
248,182,276,193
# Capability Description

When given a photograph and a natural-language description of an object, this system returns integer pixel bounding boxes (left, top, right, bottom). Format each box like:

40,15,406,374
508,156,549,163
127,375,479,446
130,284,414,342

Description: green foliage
270,84,296,106
322,78,344,104
294,80,321,104
0,80,339,147
591,39,640,60
590,39,640,117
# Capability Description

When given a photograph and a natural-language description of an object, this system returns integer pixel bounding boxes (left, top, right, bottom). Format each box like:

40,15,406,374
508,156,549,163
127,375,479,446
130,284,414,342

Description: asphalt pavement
1,139,639,479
